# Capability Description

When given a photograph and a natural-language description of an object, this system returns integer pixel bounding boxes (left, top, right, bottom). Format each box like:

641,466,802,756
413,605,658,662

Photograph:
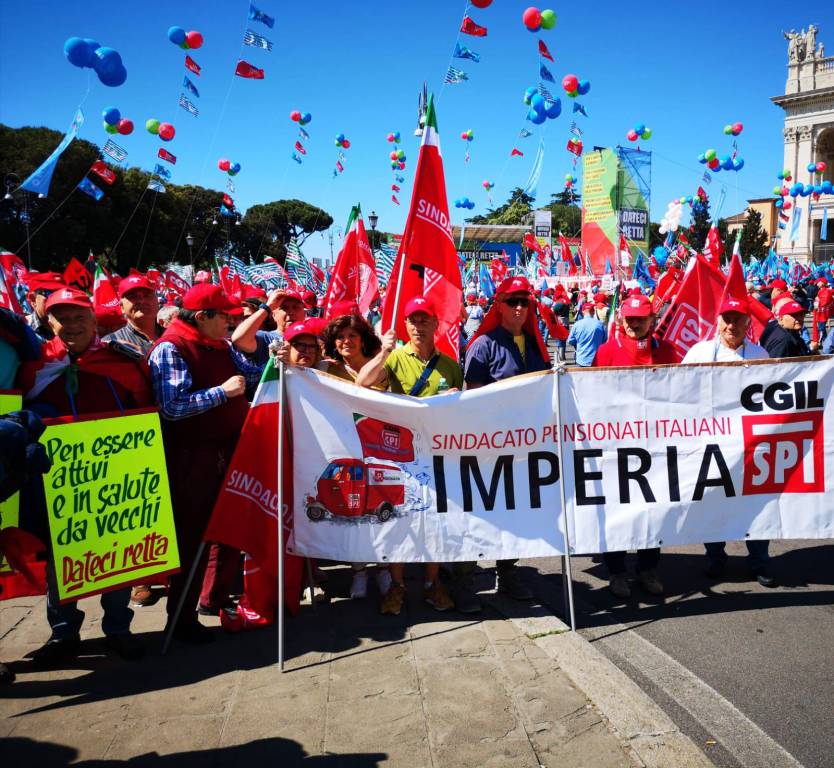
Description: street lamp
186,232,194,269
368,210,378,232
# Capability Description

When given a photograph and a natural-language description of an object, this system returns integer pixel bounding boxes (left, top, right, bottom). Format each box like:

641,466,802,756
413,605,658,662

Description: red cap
775,299,806,317
620,294,654,318
182,284,238,312
194,270,212,284
477,296,488,306
466,291,477,299
403,296,437,318
117,275,154,298
284,320,320,343
496,275,533,295
276,290,305,306
241,284,267,302
580,302,595,313
769,278,788,291
302,289,317,306
718,296,749,316
817,278,827,286
44,288,93,312
329,300,360,317
304,317,328,338
27,271,66,292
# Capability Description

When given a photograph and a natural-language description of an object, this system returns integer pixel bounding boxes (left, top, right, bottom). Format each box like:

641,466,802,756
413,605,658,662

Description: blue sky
1,1,832,264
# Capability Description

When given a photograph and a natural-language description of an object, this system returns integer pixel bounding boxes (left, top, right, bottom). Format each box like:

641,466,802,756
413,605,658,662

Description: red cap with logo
403,296,437,318
769,278,788,291
718,296,749,316
496,275,533,295
580,301,595,313
276,290,305,306
182,284,238,312
117,275,154,298
620,294,654,318
775,299,806,317
241,284,267,302
284,320,320,343
44,287,93,312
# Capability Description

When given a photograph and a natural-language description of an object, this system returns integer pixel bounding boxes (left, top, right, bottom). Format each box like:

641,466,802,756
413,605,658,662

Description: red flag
93,264,121,324
538,40,554,61
185,55,201,75
335,160,344,173
380,95,462,360
235,60,264,79
719,251,770,342
158,148,177,164
63,257,93,294
165,270,190,296
222,193,234,208
219,266,243,303
511,148,524,157
146,268,163,290
90,160,116,186
656,255,725,361
460,16,488,37
490,257,508,285
391,184,400,192
0,251,26,314
294,141,306,155
323,207,380,319
651,266,683,313
523,232,544,255
391,195,400,205
705,224,724,262
354,414,416,462
566,138,584,156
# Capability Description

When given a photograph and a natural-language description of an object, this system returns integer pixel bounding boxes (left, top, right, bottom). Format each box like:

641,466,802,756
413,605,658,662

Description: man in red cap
148,284,264,644
761,298,812,358
16,288,154,667
593,292,676,598
24,272,67,341
463,290,484,343
103,275,161,359
681,296,775,586
356,295,461,616
302,289,319,317
232,288,308,366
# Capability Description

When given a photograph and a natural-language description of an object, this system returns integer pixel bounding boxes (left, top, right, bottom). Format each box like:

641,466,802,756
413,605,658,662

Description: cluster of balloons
482,179,495,191
290,110,312,125
774,165,832,208
460,129,475,142
64,37,127,88
807,161,828,175
723,122,744,136
522,7,556,31
658,199,684,235
454,197,476,210
386,131,402,144
334,133,351,149
564,173,577,188
561,74,590,98
167,27,204,50
697,148,744,172
626,123,652,142
146,119,175,142
218,158,242,176
389,148,407,170
524,86,561,125
102,106,133,136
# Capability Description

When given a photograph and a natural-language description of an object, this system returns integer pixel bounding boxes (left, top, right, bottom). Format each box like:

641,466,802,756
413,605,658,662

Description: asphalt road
521,539,834,768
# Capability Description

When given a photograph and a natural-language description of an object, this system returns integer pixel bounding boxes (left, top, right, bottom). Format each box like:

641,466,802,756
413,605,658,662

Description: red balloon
732,122,743,135
117,118,134,136
398,162,405,170
218,158,231,171
158,122,175,141
389,151,398,160
471,0,493,7
342,139,350,149
708,157,719,169
522,7,542,31
626,129,638,142
185,31,203,49
290,110,301,122
562,74,579,92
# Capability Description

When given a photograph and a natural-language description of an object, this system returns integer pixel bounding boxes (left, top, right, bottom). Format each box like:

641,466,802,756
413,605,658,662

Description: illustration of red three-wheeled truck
305,458,405,522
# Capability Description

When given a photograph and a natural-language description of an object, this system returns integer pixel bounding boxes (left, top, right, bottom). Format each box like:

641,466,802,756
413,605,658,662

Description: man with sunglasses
25,272,67,341
456,276,553,610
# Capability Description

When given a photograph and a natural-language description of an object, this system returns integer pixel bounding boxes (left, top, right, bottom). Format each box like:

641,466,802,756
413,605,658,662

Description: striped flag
518,128,533,138
443,66,469,84
247,262,287,290
178,94,199,116
226,179,236,193
102,139,127,162
285,239,322,292
569,122,582,137
375,243,397,286
182,76,200,98
147,180,166,193
244,28,273,51
299,126,309,140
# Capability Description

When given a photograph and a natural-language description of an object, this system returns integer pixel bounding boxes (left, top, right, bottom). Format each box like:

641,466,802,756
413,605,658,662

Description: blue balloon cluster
454,197,476,210
523,86,561,125
652,246,669,269
787,180,833,198
64,37,127,87
697,151,744,173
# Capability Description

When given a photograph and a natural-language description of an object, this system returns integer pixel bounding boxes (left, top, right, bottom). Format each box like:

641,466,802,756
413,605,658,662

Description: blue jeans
704,540,770,572
46,559,133,640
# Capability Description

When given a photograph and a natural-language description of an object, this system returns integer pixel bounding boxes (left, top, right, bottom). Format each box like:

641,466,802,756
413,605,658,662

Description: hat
594,292,609,305
403,296,437,318
466,291,477,299
44,288,93,312
769,278,788,291
477,296,488,305
718,296,749,316
182,284,238,312
329,299,360,317
496,275,533,296
194,270,212,284
275,290,305,306
117,275,153,298
817,278,827,286
241,284,267,303
26,271,66,292
580,301,595,313
284,320,320,343
304,317,328,338
620,294,654,318
775,299,806,317
302,289,317,307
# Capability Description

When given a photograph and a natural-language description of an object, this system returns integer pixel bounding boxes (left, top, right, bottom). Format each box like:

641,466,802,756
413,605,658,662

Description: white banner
286,357,834,562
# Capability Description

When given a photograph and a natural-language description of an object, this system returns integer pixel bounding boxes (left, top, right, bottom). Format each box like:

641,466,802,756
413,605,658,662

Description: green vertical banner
581,149,619,275
40,410,180,602
616,147,651,262
0,391,24,575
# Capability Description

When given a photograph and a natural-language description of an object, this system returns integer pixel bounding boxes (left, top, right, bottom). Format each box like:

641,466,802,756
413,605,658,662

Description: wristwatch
258,302,271,314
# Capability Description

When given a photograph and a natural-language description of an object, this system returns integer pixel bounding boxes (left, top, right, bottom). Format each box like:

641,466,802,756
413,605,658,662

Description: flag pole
277,360,286,672
161,542,206,656
553,365,577,632
388,250,407,334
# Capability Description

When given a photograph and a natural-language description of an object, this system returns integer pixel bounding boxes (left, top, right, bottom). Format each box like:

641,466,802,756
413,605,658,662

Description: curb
489,595,716,768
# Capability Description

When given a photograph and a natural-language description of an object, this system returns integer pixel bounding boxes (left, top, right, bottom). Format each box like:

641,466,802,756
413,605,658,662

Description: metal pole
389,250,407,334
161,541,206,655
553,365,577,632
276,361,286,672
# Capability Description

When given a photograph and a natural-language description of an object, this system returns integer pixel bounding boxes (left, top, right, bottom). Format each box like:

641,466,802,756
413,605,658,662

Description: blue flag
453,43,480,63
182,76,200,98
572,102,588,117
248,3,274,28
789,207,802,241
478,263,496,299
539,64,555,82
21,108,84,196
77,176,103,201
822,207,829,242
153,164,172,180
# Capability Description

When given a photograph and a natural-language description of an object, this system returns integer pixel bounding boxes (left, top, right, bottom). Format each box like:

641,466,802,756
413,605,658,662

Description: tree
687,196,712,253
738,208,769,263
549,189,581,208
240,199,333,263
468,187,535,225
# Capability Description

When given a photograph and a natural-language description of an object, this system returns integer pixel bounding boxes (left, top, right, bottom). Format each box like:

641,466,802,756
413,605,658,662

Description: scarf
152,317,229,352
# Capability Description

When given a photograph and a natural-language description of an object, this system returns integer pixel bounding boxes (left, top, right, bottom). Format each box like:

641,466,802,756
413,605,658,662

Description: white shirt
682,337,769,364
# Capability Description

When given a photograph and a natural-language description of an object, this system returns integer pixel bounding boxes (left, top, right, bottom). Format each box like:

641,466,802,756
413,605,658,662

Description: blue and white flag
153,164,172,180
478,263,495,299
568,122,582,137
443,66,469,84
21,108,84,196
182,76,200,98
790,206,802,242
453,43,480,63
298,126,309,140
147,180,166,193
244,28,274,51
375,243,397,287
521,139,545,200
102,139,128,163
178,94,199,117
248,262,287,290
77,176,103,201
573,102,588,117
822,207,829,242
519,128,533,138
538,84,555,101
248,3,274,28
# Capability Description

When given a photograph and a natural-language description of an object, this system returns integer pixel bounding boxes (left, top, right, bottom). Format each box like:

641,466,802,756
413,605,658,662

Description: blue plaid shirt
149,341,263,420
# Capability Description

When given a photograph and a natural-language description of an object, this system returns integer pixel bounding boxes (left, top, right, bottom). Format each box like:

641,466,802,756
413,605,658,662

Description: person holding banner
25,272,67,341
593,293,676,599
16,288,154,666
681,296,775,587
231,288,308,367
149,284,263,645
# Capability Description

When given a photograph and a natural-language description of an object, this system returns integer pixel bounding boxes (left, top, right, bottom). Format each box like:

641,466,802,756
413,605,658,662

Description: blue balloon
83,38,102,52
634,123,646,135
822,180,833,194
577,80,591,96
99,63,127,87
231,162,241,173
524,86,537,104
528,108,546,125
732,158,744,171
775,198,783,208
168,26,186,45
806,162,817,173
545,98,562,119
697,153,706,164
64,37,93,68
102,106,121,125
93,47,122,77
813,184,823,193
530,93,546,115
301,112,312,124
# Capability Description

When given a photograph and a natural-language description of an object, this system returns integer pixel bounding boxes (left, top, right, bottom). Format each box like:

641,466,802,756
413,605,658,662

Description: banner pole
161,541,206,656
553,366,577,632
277,361,286,672
389,251,407,334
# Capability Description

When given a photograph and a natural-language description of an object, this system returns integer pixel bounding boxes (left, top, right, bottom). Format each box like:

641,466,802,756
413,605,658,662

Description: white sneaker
376,567,392,596
350,569,369,599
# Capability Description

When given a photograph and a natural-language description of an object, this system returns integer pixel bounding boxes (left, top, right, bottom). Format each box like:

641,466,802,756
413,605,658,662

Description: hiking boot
497,567,533,600
637,569,664,596
131,585,154,606
380,583,406,616
450,578,482,614
350,569,368,599
609,574,631,599
423,581,454,612
752,569,777,588
105,633,145,661
31,636,81,669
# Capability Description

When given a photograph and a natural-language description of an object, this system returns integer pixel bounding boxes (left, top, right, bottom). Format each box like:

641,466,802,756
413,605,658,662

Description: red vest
593,332,677,368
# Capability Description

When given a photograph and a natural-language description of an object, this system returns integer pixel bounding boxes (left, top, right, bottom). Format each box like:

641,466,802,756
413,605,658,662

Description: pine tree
687,196,712,252
738,208,769,263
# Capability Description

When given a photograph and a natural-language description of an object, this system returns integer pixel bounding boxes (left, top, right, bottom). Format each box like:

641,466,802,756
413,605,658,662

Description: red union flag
323,205,379,319
235,60,264,79
460,16,488,37
90,160,116,185
158,148,177,164
185,55,201,75
381,95,463,359
353,413,415,463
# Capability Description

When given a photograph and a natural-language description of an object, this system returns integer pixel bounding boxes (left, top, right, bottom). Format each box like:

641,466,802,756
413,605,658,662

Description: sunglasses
503,297,530,308
35,288,55,298
290,341,318,353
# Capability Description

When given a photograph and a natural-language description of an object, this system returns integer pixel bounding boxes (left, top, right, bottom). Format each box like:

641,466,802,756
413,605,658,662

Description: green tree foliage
686,196,712,252
738,208,769,263
468,187,535,225
0,125,332,273
544,189,582,237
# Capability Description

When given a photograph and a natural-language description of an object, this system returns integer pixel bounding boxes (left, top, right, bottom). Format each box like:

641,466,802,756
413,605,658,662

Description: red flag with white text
323,206,380,318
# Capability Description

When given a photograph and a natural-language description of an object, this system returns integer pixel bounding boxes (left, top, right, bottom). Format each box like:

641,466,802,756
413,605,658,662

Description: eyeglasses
35,288,55,298
291,341,319,353
503,297,530,308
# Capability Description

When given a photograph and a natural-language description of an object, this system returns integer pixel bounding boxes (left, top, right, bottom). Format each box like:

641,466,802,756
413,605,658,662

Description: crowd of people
1,256,832,683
